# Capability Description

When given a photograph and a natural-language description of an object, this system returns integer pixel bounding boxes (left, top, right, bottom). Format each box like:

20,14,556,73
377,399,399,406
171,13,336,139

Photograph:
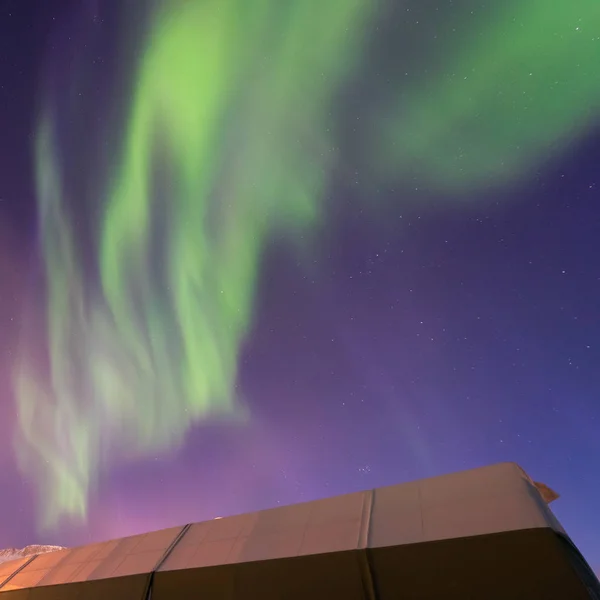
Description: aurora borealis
12,0,600,529
1,0,600,573
16,0,379,530
375,0,600,190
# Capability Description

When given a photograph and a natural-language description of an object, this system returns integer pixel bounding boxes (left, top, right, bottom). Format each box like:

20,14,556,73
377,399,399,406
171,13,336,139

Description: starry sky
0,0,599,573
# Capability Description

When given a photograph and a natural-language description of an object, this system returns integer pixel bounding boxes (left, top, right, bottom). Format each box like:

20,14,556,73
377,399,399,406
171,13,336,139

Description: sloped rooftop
0,462,595,600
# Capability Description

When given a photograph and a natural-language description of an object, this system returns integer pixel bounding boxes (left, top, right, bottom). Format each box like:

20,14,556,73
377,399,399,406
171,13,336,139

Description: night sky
1,0,599,574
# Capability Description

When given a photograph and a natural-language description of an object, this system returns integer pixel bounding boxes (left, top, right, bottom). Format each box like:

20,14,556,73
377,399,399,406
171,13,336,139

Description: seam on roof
358,490,372,550
358,489,380,600
0,553,39,591
142,523,192,600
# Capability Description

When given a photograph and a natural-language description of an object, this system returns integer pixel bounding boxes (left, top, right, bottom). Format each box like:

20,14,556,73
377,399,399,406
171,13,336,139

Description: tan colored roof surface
0,556,31,589
0,526,183,592
0,462,566,594
370,461,565,548
160,490,368,572
152,461,563,573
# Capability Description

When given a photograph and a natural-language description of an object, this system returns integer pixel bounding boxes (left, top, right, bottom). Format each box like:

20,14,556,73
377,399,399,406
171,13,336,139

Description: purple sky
0,0,599,575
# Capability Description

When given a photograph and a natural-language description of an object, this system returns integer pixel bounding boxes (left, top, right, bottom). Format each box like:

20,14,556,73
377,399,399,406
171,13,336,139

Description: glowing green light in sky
375,0,600,190
15,0,374,530
14,0,600,530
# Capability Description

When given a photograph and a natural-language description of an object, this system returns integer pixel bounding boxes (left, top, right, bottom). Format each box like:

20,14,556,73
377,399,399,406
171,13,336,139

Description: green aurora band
14,0,600,529
376,0,600,190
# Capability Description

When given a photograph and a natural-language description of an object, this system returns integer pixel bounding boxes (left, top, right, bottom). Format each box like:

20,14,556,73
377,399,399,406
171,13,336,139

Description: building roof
0,462,596,600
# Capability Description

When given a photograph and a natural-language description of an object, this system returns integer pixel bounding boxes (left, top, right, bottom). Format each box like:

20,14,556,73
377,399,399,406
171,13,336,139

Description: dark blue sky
0,0,598,574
